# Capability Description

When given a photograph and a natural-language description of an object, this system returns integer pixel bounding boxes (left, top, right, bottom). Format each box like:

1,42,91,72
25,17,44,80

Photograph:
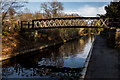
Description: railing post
21,21,23,31
32,20,34,29
18,21,19,30
28,22,30,29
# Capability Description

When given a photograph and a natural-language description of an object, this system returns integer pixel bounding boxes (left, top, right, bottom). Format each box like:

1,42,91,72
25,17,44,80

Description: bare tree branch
41,0,63,18
1,0,27,22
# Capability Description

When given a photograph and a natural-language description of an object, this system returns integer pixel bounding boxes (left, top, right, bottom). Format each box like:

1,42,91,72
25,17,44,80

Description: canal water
2,35,94,79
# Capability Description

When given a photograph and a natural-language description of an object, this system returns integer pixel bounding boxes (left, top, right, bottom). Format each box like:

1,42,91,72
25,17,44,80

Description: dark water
2,35,94,79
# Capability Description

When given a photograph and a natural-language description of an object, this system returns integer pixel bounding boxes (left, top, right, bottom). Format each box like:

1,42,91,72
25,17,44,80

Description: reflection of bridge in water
20,17,120,30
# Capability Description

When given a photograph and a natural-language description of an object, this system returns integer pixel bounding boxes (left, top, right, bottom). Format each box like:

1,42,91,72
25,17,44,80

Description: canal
2,35,94,79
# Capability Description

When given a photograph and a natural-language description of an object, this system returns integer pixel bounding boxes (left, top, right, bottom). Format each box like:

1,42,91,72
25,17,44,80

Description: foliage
33,12,43,19
105,1,120,18
97,1,120,18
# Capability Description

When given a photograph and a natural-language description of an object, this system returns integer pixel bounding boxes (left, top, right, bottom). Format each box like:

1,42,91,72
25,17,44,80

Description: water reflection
2,34,94,79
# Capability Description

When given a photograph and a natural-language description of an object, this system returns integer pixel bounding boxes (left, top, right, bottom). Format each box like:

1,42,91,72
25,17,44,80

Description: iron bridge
20,17,120,30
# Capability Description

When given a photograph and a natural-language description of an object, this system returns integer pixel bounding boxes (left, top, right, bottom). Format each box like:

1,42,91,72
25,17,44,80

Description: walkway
85,35,120,79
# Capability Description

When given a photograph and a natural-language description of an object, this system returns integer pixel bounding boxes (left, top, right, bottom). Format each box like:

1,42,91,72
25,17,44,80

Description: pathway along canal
2,34,95,79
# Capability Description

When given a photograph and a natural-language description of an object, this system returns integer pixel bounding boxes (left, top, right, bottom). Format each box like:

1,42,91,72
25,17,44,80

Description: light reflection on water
2,34,94,79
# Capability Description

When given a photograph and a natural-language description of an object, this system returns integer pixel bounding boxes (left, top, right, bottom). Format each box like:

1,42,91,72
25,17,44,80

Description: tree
105,1,120,18
50,1,63,18
41,0,63,18
41,3,51,18
104,1,120,27
1,0,27,32
1,0,27,22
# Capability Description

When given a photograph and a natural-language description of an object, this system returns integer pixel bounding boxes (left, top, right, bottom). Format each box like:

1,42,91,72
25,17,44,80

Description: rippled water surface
2,35,94,79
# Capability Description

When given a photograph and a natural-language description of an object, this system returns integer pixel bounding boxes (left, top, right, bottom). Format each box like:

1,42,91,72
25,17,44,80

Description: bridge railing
109,18,120,27
20,21,32,31
32,17,109,29
20,17,120,30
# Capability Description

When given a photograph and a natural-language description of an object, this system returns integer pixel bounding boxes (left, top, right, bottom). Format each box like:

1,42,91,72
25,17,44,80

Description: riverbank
1,31,83,61
85,35,120,79
2,34,94,79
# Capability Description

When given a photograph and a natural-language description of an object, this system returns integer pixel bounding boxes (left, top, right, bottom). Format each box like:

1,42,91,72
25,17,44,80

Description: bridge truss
21,17,110,30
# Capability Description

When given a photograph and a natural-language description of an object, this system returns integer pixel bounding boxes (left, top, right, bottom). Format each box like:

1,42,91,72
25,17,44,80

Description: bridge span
20,17,120,31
